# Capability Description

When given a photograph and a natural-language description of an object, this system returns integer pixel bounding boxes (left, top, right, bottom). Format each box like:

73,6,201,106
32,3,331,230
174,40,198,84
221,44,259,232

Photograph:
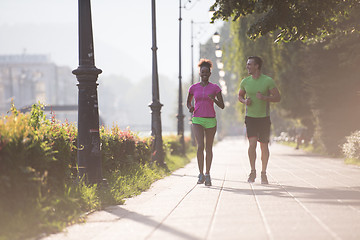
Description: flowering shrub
0,103,194,239
100,125,152,173
342,130,360,160
0,104,79,238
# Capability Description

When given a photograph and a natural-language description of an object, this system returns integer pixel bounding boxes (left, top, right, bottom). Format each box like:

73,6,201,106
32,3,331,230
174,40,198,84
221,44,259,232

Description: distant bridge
19,105,78,113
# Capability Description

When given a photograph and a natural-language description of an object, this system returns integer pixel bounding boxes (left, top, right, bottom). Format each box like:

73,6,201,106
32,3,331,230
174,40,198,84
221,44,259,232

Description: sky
0,0,223,83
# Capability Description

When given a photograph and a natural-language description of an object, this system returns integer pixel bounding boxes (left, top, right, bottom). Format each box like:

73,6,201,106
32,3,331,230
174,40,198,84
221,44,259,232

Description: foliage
100,125,152,173
0,103,78,239
213,20,285,136
344,158,360,166
210,0,360,42
0,104,195,240
342,130,360,160
303,34,360,155
217,10,360,156
207,0,360,156
163,135,195,156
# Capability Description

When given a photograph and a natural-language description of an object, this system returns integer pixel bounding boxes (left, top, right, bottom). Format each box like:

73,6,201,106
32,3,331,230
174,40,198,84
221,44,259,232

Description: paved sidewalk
42,137,360,240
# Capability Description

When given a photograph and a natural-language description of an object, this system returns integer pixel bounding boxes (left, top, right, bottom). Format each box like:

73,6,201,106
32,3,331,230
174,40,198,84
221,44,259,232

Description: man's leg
248,136,257,171
247,136,257,183
259,142,269,184
258,117,271,184
259,142,269,172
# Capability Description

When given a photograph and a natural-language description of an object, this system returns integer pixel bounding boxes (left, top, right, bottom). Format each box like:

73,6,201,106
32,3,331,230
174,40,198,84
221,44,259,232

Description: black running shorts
245,116,271,143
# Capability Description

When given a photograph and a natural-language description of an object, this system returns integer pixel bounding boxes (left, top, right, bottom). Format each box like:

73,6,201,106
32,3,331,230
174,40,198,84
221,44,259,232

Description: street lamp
190,20,195,146
216,60,224,69
212,31,228,140
219,70,225,78
212,32,220,44
177,0,185,155
208,8,215,19
72,0,103,184
215,45,223,58
190,20,208,146
149,0,165,165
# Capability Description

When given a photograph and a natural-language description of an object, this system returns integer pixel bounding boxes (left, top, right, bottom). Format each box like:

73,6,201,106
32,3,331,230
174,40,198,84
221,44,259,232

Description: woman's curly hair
198,58,213,70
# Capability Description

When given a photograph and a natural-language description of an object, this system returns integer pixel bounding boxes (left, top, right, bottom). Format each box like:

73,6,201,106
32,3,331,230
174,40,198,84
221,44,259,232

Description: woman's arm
186,93,194,113
209,92,225,109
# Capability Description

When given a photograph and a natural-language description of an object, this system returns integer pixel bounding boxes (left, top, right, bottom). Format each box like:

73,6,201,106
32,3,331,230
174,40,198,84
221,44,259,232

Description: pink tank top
189,82,221,118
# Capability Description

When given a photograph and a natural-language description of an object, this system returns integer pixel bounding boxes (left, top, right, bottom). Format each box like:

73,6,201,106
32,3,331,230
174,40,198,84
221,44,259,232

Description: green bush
0,104,77,202
100,125,152,173
163,135,195,155
0,104,79,239
0,104,195,240
342,130,360,160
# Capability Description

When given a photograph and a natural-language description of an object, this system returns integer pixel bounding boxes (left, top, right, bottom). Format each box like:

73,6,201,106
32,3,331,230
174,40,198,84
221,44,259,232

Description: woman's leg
192,124,205,174
204,126,217,174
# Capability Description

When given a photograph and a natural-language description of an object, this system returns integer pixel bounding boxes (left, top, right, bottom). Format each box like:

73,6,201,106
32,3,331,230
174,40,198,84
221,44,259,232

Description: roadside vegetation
201,2,360,159
0,104,196,240
273,130,360,166
342,130,360,166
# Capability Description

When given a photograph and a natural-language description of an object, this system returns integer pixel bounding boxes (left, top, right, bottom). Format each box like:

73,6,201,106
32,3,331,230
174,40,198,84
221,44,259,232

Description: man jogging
238,56,281,184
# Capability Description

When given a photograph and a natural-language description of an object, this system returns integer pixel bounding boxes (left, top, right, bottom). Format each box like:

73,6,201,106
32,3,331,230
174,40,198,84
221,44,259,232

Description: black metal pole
177,0,185,155
149,0,165,166
73,0,102,184
190,20,195,146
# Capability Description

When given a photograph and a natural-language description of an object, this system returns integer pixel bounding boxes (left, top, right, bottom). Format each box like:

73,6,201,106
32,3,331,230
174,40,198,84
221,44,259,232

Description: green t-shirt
240,74,276,118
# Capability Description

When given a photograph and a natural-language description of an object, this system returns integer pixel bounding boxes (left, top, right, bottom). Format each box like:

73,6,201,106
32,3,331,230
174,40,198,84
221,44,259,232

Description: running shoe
197,173,205,184
247,170,256,183
205,174,212,186
261,172,269,184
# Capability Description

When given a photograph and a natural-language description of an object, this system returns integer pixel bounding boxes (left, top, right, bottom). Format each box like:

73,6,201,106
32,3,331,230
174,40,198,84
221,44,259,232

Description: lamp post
190,20,195,146
212,31,230,139
212,31,226,140
72,0,103,184
149,0,165,165
190,20,209,146
177,0,185,155
212,31,220,44
212,32,227,95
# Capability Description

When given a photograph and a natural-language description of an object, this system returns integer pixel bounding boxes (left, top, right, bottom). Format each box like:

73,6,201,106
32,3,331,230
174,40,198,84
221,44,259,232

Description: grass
344,158,360,166
165,151,196,172
278,141,360,167
277,141,324,155
0,150,196,240
0,104,201,240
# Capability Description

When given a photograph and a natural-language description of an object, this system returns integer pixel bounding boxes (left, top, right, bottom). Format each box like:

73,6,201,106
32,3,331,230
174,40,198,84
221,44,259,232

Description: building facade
0,54,77,121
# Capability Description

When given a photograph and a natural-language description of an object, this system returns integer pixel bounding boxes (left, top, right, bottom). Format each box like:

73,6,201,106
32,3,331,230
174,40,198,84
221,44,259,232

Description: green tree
302,34,360,155
215,18,287,136
210,2,360,156
210,0,360,42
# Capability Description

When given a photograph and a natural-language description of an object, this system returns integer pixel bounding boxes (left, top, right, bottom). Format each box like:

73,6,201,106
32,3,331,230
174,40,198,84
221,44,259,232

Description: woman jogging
186,58,225,186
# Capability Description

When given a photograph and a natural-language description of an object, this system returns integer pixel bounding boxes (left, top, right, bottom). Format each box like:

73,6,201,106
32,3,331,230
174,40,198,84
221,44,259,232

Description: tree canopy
211,18,360,155
210,0,360,42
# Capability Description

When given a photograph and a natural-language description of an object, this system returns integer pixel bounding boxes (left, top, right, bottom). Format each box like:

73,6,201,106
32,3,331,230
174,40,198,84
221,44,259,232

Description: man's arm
256,87,281,102
238,89,251,105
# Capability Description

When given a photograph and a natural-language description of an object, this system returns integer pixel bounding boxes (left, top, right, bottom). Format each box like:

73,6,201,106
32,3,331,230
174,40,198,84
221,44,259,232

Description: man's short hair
248,56,263,70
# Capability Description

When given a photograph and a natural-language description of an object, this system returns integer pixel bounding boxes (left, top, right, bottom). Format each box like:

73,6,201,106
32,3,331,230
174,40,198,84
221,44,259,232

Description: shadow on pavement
207,183,360,206
104,206,201,240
